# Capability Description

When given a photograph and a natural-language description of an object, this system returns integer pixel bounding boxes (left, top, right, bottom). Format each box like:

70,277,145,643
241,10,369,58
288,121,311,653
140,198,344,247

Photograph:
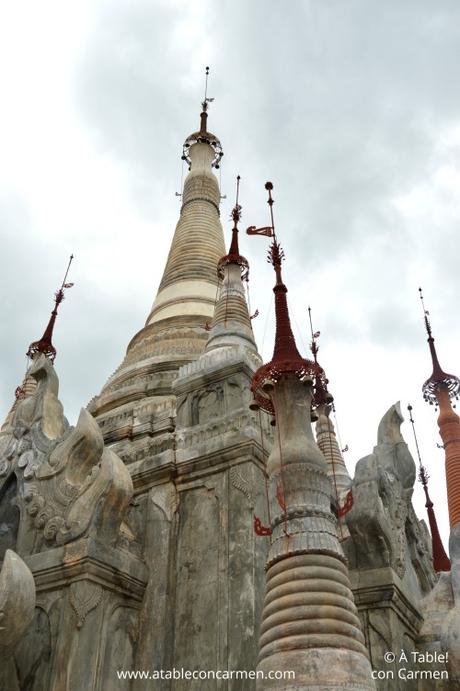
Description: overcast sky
1,0,459,546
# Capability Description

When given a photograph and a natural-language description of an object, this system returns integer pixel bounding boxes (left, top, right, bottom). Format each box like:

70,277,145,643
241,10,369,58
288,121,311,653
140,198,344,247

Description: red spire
217,175,249,280
26,255,74,363
247,182,326,414
407,404,451,572
419,288,460,406
268,240,302,364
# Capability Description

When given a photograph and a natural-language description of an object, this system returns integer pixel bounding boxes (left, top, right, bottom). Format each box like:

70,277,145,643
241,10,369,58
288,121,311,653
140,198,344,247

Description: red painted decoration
254,515,272,536
337,489,354,518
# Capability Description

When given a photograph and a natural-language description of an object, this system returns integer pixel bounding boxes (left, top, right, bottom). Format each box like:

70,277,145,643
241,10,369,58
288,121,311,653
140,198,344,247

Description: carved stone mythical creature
345,402,421,579
0,354,133,557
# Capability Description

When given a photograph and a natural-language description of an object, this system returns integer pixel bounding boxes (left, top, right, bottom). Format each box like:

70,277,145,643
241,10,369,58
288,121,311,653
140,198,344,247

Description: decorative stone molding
230,464,253,505
69,581,103,629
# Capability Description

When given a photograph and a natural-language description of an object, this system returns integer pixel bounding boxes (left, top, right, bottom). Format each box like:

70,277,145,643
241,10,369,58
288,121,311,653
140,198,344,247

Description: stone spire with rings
205,175,258,355
88,70,226,457
248,182,374,690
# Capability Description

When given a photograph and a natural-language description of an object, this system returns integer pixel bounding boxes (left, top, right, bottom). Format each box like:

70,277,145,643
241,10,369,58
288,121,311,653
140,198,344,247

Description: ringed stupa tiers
248,184,374,690
88,79,226,458
206,175,258,355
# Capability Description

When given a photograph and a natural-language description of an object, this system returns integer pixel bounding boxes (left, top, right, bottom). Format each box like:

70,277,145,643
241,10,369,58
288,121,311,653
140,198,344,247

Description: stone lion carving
0,355,133,556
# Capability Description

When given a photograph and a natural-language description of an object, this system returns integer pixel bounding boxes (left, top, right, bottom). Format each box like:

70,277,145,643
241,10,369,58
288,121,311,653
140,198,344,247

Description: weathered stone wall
130,346,270,690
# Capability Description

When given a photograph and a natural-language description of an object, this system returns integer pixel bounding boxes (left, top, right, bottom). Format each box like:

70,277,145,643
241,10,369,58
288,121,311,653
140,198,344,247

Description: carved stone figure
0,355,133,557
345,403,438,687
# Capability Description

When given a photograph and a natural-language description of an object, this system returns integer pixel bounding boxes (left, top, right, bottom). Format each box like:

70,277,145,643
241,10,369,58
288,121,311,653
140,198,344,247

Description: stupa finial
407,404,450,571
217,175,249,281
182,66,223,170
26,254,75,363
419,287,460,406
247,182,326,414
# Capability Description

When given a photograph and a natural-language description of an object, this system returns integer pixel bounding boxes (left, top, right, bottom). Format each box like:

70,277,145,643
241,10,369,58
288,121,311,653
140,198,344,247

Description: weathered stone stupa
0,81,458,691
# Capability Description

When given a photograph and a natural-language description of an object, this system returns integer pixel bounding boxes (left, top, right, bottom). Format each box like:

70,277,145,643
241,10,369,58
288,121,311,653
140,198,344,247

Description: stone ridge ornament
0,354,133,556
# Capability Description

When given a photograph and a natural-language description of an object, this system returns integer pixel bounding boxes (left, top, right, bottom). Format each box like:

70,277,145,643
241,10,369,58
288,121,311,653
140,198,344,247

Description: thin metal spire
308,306,320,363
265,181,276,240
200,66,214,120
26,254,75,363
407,404,451,572
231,174,242,227
204,66,209,105
307,306,332,408
419,287,432,339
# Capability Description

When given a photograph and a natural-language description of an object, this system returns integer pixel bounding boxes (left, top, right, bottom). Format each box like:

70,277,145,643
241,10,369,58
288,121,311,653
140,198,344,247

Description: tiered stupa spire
146,71,224,327
309,308,352,519
407,404,450,572
420,287,460,531
206,176,257,354
249,184,328,414
88,71,226,451
249,183,374,690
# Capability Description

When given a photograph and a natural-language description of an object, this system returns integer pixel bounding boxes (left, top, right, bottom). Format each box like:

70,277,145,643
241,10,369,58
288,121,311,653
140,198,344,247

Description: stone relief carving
0,355,133,556
69,581,104,630
230,464,253,505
